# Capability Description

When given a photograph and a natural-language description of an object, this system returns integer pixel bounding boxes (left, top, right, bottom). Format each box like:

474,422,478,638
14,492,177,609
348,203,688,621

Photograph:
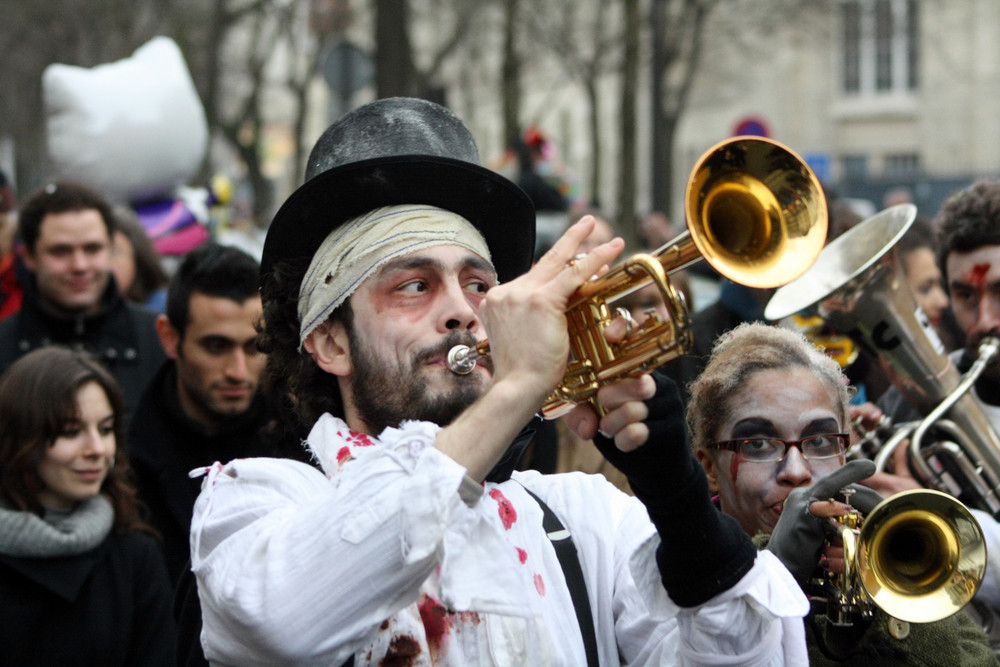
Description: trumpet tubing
449,136,828,419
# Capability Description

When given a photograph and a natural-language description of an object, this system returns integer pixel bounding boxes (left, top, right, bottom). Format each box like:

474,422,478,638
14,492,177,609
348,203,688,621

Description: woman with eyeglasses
0,347,175,665
687,321,996,665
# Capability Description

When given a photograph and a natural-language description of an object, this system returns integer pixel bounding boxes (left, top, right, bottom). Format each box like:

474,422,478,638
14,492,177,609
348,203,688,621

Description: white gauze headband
298,204,493,346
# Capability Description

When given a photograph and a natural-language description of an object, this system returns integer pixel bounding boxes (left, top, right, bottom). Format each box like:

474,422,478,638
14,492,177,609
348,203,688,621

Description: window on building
843,154,869,180
840,0,919,96
884,153,920,177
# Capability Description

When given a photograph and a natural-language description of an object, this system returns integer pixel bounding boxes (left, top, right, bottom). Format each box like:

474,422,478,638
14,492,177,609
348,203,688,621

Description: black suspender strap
521,486,600,667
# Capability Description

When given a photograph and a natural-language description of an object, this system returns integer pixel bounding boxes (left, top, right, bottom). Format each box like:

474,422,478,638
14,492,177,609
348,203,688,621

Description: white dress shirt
190,414,809,666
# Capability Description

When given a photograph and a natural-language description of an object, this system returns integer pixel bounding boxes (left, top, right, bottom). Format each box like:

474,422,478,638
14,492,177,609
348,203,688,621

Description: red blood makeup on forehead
970,263,991,290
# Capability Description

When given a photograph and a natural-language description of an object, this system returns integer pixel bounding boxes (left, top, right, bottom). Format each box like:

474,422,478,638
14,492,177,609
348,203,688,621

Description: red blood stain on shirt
488,488,517,530
417,594,451,660
336,447,352,465
534,573,546,596
456,611,481,625
381,635,420,666
516,547,527,564
347,430,374,447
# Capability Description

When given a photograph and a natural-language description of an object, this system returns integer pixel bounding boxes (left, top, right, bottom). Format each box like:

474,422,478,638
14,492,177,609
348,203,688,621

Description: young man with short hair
128,242,309,584
0,182,164,421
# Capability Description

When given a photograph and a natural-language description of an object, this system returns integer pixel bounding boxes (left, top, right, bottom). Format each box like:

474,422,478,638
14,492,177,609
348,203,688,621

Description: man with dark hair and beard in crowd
186,97,813,665
128,241,311,586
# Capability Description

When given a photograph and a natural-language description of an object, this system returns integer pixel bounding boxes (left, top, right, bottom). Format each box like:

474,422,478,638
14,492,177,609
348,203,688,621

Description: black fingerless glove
593,371,756,607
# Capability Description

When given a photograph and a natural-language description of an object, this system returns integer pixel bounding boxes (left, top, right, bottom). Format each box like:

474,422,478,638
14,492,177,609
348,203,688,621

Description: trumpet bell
858,489,987,623
686,136,828,288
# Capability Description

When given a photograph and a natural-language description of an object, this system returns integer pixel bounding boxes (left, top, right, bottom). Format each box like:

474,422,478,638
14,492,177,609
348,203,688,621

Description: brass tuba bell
765,205,1000,517
448,136,828,418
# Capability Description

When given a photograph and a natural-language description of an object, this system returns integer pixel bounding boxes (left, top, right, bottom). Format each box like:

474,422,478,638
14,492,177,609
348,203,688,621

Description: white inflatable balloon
43,36,208,203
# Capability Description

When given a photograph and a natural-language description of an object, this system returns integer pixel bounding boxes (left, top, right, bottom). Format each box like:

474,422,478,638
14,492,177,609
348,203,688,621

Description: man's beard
348,330,489,434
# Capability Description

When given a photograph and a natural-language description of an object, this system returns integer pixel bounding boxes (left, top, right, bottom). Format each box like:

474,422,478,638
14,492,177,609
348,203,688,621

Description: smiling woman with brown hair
0,346,175,666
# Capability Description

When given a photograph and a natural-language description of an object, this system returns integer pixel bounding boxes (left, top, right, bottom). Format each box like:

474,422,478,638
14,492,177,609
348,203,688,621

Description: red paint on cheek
488,488,517,530
729,455,743,484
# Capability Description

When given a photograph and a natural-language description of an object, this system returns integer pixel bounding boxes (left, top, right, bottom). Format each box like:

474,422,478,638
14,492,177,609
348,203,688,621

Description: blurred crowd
5,103,1000,666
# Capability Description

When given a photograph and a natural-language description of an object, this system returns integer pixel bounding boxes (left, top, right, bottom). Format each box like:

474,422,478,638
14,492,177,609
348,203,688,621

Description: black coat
0,530,176,666
0,276,165,426
127,361,312,584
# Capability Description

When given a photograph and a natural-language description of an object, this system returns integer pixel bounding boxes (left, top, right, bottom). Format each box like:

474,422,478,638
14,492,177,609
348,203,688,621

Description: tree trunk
585,78,600,212
376,0,417,98
650,0,669,216
501,0,522,147
616,0,640,247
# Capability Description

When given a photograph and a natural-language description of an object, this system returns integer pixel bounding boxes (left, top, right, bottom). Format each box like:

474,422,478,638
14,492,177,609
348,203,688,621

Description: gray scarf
0,495,114,557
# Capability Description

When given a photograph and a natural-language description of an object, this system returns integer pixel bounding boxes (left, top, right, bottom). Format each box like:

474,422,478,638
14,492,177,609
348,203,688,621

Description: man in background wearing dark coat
0,182,164,423
127,242,310,585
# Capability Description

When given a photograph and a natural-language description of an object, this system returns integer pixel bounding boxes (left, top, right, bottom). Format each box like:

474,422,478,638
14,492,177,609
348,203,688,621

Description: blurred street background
2,0,995,249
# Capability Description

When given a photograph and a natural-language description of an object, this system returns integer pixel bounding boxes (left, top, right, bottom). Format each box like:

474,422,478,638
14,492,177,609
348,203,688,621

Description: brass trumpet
824,489,986,627
448,136,828,419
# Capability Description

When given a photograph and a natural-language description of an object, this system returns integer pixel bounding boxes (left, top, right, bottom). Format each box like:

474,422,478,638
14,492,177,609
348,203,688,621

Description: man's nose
226,349,250,381
439,281,479,332
70,249,89,271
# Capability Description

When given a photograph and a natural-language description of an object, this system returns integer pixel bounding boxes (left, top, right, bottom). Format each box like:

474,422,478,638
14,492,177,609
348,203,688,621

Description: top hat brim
261,155,536,287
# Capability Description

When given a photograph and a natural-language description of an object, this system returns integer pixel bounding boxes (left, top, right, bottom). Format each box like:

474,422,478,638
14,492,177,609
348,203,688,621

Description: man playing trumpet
186,98,813,665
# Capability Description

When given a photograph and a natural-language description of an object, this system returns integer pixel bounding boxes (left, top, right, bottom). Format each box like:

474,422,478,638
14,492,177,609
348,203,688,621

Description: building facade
678,0,1000,220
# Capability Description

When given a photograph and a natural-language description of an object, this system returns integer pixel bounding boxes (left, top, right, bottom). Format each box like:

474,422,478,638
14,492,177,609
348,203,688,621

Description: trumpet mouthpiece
447,345,477,375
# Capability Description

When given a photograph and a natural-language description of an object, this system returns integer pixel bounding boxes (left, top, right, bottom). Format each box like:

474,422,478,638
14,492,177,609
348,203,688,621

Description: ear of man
155,314,181,360
303,320,353,377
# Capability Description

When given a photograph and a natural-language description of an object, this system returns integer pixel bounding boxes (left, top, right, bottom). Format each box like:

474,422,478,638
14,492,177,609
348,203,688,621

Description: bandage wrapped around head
297,204,493,347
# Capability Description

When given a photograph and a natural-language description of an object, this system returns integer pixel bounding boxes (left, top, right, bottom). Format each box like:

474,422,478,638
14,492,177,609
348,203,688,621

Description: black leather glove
593,371,757,607
766,459,882,586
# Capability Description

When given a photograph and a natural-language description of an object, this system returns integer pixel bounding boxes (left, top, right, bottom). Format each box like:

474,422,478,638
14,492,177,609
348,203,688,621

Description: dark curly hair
0,347,154,535
935,180,1000,285
257,259,353,439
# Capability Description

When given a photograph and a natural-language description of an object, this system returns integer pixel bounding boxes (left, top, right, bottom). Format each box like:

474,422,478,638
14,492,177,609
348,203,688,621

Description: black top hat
261,97,535,285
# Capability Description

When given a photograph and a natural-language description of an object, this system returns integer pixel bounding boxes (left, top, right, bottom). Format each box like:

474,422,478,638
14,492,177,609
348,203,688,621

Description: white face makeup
700,366,845,536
